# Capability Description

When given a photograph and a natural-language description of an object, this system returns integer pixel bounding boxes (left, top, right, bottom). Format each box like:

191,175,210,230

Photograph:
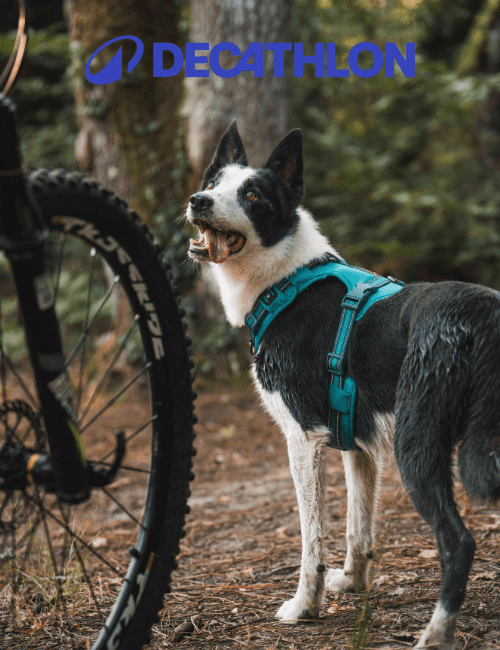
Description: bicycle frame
0,94,91,503
0,1,92,502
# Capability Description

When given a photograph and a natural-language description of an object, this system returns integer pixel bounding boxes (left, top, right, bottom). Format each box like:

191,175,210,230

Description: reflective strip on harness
244,255,405,451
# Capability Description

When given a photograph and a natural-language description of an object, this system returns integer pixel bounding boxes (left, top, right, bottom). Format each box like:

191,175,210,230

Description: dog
186,121,500,649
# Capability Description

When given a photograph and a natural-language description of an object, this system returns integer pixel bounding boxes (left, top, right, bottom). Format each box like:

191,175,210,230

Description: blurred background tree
65,0,186,222
65,0,195,292
3,0,500,374
183,0,293,377
184,0,292,177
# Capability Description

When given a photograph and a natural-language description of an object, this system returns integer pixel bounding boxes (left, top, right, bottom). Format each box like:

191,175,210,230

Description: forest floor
149,381,500,650
2,378,499,650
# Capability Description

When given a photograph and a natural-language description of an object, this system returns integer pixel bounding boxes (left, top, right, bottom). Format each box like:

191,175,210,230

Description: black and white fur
186,121,500,649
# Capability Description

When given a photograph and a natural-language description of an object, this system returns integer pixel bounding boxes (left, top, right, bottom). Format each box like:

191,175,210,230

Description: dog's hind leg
276,423,329,622
325,446,382,593
395,324,476,650
396,440,475,650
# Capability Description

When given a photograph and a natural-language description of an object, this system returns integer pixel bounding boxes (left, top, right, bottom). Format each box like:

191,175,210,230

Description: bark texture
66,0,186,226
184,0,292,179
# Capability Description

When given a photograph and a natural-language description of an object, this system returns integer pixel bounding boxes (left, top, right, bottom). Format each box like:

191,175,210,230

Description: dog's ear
201,121,248,188
263,129,303,204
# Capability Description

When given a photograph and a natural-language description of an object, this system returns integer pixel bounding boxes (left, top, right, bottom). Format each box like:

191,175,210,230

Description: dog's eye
207,182,215,190
246,191,257,201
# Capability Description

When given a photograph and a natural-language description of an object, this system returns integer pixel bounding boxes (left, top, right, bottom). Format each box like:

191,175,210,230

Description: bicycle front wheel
0,169,195,650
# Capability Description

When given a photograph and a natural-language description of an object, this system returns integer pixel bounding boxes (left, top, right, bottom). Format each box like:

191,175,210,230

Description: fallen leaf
387,586,406,596
471,572,495,581
418,549,438,559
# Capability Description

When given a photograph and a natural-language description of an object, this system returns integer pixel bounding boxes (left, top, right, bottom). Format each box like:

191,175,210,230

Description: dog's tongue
205,228,230,264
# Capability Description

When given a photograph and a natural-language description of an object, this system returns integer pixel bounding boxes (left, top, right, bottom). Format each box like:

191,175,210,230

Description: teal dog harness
245,254,404,451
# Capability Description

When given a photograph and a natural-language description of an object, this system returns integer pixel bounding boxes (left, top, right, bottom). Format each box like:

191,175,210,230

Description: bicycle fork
0,94,123,503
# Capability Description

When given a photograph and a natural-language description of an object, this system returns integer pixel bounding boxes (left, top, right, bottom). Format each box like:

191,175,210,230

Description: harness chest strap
245,255,405,451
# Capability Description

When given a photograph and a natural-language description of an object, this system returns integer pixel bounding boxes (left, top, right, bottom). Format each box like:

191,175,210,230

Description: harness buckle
327,352,345,376
340,295,364,312
260,287,278,307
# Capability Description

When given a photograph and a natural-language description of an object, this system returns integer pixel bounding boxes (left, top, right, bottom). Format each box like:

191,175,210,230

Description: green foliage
292,0,500,287
0,23,78,170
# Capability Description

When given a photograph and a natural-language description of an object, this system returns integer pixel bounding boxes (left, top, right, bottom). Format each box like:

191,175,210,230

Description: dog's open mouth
189,218,246,264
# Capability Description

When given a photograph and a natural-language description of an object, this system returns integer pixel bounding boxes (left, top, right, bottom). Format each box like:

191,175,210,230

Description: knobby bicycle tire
0,168,195,650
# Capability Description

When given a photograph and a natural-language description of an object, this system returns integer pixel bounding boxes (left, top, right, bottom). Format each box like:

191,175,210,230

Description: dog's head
187,121,304,265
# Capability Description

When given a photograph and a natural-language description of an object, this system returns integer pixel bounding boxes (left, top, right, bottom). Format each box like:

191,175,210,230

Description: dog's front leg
276,425,328,622
325,449,380,593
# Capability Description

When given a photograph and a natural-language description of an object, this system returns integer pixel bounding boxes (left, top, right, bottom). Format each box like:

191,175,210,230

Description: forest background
1,0,500,377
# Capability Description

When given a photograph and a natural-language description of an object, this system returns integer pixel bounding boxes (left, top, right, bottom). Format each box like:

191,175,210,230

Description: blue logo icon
85,36,144,85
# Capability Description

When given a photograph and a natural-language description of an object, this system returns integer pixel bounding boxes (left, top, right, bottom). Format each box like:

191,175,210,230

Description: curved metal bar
0,0,29,96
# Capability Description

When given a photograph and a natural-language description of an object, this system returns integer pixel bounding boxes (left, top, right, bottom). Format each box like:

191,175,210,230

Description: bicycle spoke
18,508,44,567
0,354,38,408
22,493,124,578
75,248,97,416
100,487,145,530
36,490,62,595
0,491,11,524
20,420,37,445
97,414,156,464
65,274,120,367
80,362,151,432
57,499,105,621
79,314,140,425
91,461,151,475
9,411,25,444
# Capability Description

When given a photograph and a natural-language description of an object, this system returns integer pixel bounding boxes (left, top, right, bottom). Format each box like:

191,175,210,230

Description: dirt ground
149,381,500,650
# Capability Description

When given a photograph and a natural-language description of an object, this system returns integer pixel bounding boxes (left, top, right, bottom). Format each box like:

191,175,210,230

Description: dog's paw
325,568,361,593
415,605,457,650
276,596,319,623
415,628,454,650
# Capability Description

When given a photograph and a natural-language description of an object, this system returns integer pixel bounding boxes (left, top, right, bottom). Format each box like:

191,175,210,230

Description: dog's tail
456,310,500,503
458,437,500,503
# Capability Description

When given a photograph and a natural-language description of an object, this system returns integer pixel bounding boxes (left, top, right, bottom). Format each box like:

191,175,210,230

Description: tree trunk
184,0,292,179
183,0,293,375
66,0,186,227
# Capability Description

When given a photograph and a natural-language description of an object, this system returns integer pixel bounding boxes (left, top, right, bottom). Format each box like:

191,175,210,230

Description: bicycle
0,3,195,648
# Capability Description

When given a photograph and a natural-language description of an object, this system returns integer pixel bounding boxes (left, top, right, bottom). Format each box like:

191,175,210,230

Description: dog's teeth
190,230,207,248
205,228,231,264
189,223,245,262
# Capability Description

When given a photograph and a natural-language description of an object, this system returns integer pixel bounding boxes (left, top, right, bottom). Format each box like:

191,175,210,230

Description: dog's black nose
189,193,213,212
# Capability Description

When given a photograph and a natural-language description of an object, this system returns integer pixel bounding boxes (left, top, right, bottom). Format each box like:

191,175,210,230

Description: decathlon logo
85,38,415,84
85,36,144,85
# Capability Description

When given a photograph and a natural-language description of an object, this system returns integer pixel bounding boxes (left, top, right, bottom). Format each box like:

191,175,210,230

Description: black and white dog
186,121,500,649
